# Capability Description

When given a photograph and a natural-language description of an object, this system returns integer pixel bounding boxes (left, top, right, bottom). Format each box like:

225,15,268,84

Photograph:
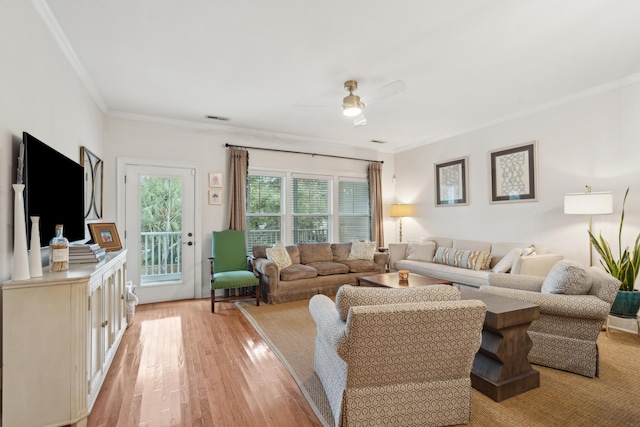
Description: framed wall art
435,156,468,206
489,141,537,203
209,172,222,188
80,147,103,219
88,222,122,251
209,189,222,205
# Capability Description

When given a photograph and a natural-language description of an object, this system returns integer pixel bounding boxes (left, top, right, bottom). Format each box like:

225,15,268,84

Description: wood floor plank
87,299,322,427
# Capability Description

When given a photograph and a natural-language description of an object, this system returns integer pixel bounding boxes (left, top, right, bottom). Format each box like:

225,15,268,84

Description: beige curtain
226,147,249,231
368,162,384,247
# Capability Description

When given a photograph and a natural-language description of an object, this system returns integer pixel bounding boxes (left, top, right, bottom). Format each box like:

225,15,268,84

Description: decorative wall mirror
80,147,103,219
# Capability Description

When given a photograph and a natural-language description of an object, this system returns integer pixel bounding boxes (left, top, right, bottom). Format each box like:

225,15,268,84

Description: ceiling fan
296,79,407,127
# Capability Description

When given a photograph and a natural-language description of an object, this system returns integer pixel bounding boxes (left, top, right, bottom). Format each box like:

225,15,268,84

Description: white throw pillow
266,241,292,269
522,245,536,256
347,240,377,261
406,240,436,262
492,248,523,273
541,260,592,295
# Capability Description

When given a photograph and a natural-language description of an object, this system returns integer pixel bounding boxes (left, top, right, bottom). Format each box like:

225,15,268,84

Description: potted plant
589,187,640,318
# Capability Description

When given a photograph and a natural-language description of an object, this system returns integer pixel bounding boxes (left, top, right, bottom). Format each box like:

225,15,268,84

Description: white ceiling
40,0,640,152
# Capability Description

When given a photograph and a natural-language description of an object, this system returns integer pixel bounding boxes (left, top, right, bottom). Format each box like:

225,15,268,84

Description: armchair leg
211,289,215,313
255,285,260,307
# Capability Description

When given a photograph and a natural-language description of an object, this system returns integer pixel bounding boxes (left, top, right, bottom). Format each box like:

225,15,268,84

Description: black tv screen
23,132,85,248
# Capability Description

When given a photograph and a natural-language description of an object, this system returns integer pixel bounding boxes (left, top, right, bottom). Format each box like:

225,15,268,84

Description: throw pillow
434,247,492,271
541,260,592,295
522,245,536,256
266,241,292,269
492,248,524,273
406,240,436,262
347,239,377,261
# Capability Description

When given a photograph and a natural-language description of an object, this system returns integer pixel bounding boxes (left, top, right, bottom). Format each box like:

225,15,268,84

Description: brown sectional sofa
252,242,389,304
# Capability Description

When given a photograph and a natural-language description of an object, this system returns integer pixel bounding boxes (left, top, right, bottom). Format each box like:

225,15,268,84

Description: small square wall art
209,189,222,205
209,172,222,188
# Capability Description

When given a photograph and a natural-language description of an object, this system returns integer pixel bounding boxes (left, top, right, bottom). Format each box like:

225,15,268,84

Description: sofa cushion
266,241,292,269
434,247,492,271
406,240,436,262
252,245,268,259
307,261,350,276
541,260,593,295
453,239,491,253
491,247,523,273
490,242,533,267
420,237,453,248
280,264,318,281
347,240,377,261
335,284,460,321
395,259,491,288
253,244,300,264
331,242,352,261
341,259,381,273
287,245,301,264
299,243,333,264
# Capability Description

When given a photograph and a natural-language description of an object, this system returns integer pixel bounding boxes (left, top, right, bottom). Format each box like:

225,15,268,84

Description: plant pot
610,290,640,319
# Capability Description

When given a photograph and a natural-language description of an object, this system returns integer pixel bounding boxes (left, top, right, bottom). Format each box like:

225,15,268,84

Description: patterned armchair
309,285,486,427
481,264,620,378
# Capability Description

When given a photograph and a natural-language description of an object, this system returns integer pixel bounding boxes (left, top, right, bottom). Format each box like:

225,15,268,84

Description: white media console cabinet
2,249,128,427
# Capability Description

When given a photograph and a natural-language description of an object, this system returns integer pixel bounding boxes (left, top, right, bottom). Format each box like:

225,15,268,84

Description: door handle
183,241,193,246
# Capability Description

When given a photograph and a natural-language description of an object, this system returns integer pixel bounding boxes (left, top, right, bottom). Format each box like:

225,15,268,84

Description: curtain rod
225,143,383,164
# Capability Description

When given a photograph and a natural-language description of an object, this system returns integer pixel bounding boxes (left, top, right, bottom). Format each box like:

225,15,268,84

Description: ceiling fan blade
361,80,407,106
353,114,367,127
293,102,335,109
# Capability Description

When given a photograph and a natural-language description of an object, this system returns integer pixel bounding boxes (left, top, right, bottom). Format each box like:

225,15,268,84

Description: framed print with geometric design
435,156,468,206
489,141,537,203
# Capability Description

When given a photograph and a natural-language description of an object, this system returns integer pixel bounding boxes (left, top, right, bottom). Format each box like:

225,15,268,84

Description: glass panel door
125,164,195,304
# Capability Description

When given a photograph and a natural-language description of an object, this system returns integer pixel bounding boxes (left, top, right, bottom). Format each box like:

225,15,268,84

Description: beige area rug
237,299,640,427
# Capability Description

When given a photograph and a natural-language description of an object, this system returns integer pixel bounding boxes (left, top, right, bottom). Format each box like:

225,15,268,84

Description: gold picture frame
88,222,122,251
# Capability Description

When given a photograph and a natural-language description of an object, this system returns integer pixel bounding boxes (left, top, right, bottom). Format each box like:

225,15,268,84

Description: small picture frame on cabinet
88,222,122,251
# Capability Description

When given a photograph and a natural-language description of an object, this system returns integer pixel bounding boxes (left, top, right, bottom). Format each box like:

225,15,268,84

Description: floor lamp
390,204,415,243
564,185,613,266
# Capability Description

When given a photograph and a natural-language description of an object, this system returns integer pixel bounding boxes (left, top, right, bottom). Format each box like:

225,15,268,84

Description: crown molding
107,110,390,155
395,72,640,153
32,0,108,113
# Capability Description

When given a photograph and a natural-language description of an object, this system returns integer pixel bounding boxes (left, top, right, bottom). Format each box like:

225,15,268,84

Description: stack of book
69,243,107,264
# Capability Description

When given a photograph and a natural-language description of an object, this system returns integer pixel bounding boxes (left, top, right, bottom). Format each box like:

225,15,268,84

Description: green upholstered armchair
209,230,260,313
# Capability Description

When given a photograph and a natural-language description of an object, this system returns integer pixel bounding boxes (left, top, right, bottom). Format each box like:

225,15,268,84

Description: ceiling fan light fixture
342,94,364,117
342,80,365,117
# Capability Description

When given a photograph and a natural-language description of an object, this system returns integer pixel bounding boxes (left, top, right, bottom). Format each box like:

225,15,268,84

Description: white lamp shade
390,204,416,217
564,192,613,215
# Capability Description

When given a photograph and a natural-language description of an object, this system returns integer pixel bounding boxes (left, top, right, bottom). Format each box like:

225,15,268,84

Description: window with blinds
291,177,330,244
338,180,370,242
246,175,283,249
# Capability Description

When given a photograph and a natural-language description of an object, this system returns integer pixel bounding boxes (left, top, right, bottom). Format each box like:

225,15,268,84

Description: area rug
237,299,640,427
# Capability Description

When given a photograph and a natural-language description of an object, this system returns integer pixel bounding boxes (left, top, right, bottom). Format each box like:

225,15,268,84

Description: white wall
103,117,395,296
395,82,640,331
0,0,104,283
395,82,640,266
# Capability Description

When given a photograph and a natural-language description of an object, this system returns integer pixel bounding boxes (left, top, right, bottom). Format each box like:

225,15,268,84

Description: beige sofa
309,284,486,427
252,242,388,304
389,237,563,288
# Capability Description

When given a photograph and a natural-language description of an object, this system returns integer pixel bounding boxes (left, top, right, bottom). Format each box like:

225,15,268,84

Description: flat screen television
22,132,85,248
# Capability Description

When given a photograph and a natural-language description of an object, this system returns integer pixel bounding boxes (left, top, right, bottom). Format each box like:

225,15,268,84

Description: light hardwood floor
87,299,323,427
